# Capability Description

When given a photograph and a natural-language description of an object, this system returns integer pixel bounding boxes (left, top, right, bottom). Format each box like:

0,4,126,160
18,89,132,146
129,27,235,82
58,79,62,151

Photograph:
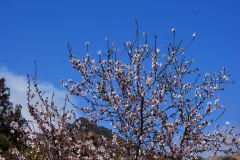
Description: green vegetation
0,78,26,159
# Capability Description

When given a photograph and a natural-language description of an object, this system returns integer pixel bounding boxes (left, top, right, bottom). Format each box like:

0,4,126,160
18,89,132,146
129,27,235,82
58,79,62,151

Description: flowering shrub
63,29,240,159
9,75,111,160
0,28,238,160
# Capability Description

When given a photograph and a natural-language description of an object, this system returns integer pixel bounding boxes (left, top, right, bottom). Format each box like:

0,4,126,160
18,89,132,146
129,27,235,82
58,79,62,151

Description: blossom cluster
8,76,112,160
64,30,240,159
1,29,238,160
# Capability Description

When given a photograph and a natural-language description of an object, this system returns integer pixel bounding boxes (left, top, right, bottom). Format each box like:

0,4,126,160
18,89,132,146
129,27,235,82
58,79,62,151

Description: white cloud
0,66,78,122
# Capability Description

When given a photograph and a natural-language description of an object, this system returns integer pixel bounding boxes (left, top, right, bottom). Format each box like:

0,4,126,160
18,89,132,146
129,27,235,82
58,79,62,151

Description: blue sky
0,0,239,127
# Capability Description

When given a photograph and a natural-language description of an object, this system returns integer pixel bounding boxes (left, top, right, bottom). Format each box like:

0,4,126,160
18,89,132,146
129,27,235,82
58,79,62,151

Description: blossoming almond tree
9,74,111,160
64,29,240,159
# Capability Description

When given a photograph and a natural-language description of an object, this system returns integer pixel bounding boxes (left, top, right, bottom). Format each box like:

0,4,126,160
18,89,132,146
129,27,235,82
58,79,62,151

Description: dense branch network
1,28,239,160
64,30,240,159
8,75,112,160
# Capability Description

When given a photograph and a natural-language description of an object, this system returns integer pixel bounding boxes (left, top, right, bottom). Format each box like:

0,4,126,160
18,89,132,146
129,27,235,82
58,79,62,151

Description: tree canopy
0,28,239,160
